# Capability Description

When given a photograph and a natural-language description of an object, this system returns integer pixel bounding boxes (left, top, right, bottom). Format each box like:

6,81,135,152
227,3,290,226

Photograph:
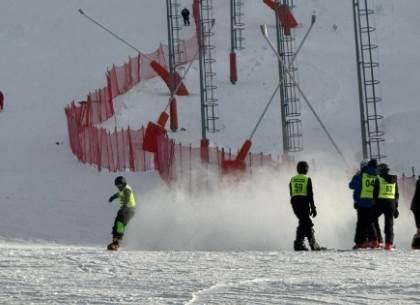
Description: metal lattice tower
275,0,302,158
166,0,186,77
199,0,219,133
231,0,245,50
353,0,385,161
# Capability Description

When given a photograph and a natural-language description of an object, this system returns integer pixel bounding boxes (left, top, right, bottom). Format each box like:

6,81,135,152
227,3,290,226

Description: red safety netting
66,95,279,177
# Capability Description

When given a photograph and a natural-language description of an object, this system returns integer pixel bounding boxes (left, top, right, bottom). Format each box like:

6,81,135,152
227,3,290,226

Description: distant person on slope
289,161,323,251
349,159,380,249
107,176,136,250
0,90,4,111
181,8,190,26
411,175,420,249
372,163,399,250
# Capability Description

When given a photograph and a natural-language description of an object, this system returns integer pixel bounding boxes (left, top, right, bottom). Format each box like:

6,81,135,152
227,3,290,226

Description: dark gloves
393,209,399,219
108,194,118,203
310,206,317,218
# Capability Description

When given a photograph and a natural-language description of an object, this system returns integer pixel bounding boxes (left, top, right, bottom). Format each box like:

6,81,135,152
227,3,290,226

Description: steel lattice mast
353,0,385,161
275,0,303,160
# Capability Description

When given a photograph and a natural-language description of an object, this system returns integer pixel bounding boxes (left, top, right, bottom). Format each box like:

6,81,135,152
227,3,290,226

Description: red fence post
170,96,178,131
229,52,237,84
127,127,135,171
106,73,114,116
200,138,209,163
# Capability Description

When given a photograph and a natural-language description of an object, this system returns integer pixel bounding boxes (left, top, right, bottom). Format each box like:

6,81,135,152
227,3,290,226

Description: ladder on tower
200,0,219,133
232,0,245,50
354,0,385,161
168,0,186,69
277,0,302,153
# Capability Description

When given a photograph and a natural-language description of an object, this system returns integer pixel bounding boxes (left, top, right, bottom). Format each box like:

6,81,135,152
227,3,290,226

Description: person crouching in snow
289,161,323,251
107,176,136,250
372,163,399,250
411,175,420,249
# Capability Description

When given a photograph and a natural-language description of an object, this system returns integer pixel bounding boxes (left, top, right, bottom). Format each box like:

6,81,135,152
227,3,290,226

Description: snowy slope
0,0,419,250
1,243,419,304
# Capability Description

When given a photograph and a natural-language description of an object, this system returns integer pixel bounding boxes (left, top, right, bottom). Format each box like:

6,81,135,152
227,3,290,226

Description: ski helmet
367,159,378,168
378,163,389,174
297,161,309,174
114,176,126,187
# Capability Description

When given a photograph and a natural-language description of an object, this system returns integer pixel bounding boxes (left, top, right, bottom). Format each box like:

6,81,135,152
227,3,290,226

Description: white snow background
0,0,419,304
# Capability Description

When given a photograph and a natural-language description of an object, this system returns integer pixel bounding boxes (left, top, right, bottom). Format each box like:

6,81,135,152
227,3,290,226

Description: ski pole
250,14,316,140
260,23,348,166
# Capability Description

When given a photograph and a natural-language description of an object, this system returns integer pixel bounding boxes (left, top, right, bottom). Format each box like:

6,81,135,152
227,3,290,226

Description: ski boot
294,227,308,251
107,236,122,251
384,243,394,251
309,239,322,251
308,229,326,251
369,239,380,249
294,240,308,251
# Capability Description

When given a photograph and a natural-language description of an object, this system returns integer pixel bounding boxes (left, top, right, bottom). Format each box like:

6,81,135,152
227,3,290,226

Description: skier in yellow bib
372,164,399,250
349,159,381,249
107,176,136,250
289,161,323,251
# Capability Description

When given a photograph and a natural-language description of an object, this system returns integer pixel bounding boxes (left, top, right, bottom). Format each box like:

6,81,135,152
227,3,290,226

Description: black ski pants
182,15,190,26
354,207,376,244
373,218,383,244
372,201,396,244
413,210,420,228
291,201,313,241
112,206,135,238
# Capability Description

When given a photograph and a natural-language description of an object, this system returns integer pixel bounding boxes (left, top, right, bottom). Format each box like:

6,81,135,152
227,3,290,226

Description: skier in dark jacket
349,159,380,249
411,176,420,249
372,163,399,250
107,176,136,250
289,161,322,251
181,8,190,26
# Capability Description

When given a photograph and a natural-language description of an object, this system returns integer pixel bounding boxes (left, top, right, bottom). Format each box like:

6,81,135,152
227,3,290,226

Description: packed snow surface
1,242,419,305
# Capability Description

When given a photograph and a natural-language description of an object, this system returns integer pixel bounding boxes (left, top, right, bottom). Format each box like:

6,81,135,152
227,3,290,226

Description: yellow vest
360,173,377,199
118,185,136,208
378,177,396,199
290,174,309,197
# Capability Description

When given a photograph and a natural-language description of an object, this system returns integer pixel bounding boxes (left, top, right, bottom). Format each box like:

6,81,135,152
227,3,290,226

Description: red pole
169,96,178,131
200,138,209,163
229,52,238,84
